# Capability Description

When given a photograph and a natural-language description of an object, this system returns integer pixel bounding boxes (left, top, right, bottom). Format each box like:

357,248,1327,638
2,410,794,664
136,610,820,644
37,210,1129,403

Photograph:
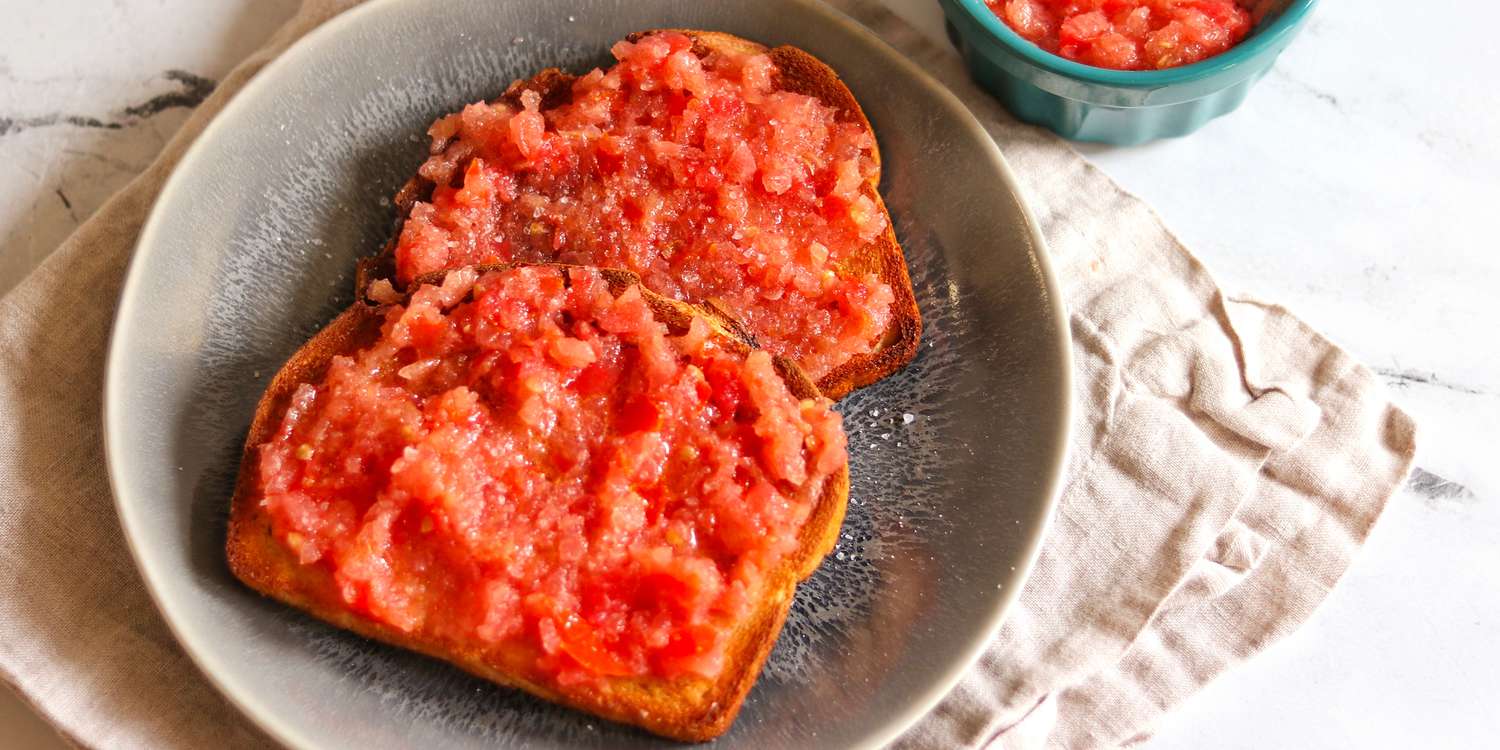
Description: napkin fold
0,1,1415,748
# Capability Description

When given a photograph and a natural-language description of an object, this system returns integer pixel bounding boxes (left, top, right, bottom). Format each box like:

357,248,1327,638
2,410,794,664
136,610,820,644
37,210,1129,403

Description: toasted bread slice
357,30,920,399
228,264,850,741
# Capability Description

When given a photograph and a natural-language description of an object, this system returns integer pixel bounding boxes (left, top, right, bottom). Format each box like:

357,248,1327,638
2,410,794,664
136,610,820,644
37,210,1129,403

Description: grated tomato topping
393,31,894,381
257,266,847,686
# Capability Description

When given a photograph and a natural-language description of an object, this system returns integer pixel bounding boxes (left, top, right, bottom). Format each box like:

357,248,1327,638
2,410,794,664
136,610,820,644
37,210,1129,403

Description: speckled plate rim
102,0,1073,747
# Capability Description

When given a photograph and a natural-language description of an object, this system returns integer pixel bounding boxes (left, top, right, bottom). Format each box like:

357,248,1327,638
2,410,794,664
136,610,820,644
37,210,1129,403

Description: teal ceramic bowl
939,0,1318,144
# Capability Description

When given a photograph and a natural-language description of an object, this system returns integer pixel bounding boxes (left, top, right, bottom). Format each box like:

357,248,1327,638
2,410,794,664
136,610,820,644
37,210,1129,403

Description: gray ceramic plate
103,1,1070,747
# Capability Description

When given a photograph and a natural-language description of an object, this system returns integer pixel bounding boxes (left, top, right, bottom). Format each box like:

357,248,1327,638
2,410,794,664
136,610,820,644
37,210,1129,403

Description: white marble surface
1,0,1495,747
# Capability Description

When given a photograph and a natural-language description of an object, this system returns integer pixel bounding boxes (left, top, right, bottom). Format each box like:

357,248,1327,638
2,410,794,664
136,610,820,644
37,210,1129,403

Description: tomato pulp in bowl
940,0,1320,143
986,0,1256,71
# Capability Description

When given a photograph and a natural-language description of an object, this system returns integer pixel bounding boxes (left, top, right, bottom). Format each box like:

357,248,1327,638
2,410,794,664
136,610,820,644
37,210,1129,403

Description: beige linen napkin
0,1,1415,748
